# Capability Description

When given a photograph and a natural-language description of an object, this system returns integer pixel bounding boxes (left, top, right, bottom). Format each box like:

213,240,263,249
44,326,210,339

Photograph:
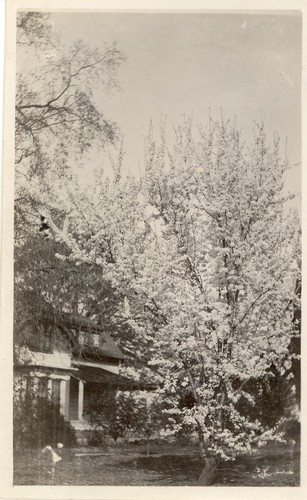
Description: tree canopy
38,116,300,481
14,12,126,344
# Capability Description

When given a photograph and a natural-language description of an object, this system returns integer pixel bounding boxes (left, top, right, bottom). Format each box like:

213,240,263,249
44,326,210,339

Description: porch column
60,380,67,417
65,378,70,419
78,380,84,421
18,377,27,400
47,379,52,399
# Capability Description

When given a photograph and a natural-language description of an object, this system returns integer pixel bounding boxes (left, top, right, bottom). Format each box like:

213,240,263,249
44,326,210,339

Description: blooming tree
139,118,300,483
26,117,300,484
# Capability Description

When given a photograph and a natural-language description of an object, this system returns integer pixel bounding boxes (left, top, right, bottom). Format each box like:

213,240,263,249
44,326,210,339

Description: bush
276,418,300,443
87,429,106,447
85,389,139,442
14,394,76,450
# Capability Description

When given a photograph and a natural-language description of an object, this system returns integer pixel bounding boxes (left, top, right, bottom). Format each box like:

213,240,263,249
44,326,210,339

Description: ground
14,441,299,487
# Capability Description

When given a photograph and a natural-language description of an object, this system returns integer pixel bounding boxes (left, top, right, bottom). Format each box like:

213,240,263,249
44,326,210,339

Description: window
38,377,48,398
51,379,61,406
27,323,53,353
77,330,101,348
40,324,52,352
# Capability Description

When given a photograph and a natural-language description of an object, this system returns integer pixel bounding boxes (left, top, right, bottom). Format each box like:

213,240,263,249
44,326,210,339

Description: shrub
14,393,76,450
85,388,138,442
87,429,106,446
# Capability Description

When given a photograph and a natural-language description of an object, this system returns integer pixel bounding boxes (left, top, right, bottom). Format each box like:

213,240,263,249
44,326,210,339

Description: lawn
14,441,300,487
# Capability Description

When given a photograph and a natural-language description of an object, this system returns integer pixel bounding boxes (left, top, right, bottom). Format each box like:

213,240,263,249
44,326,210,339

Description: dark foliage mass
233,365,293,428
14,394,76,450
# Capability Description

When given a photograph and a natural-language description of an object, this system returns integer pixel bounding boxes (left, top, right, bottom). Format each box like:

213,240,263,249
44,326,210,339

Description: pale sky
48,12,302,194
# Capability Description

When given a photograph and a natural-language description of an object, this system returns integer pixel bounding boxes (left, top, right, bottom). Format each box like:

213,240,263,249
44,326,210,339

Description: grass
14,441,300,486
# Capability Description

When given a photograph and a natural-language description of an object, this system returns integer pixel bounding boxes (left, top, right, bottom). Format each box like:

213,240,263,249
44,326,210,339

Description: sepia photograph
2,0,303,493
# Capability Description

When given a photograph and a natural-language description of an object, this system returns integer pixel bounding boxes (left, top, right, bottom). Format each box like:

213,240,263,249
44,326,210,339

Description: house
14,313,138,435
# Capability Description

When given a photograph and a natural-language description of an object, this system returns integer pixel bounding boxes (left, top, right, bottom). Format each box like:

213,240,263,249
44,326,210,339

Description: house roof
72,340,125,361
59,314,125,360
74,366,139,388
14,364,78,375
61,313,104,333
74,365,156,390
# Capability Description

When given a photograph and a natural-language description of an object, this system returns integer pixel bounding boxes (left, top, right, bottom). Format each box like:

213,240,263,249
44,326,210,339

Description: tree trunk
184,366,218,485
198,456,218,486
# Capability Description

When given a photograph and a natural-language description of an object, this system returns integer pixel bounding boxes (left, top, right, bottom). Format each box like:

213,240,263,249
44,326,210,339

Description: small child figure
54,442,63,462
39,443,63,484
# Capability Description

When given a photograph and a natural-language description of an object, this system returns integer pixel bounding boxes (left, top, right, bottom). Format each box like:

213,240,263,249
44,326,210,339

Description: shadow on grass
120,444,300,486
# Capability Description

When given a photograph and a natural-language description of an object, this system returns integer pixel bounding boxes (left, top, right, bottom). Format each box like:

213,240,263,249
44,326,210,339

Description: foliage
140,117,299,464
85,387,167,446
17,12,56,49
233,365,294,428
16,12,124,183
14,381,76,450
287,277,301,407
45,116,300,474
85,388,139,442
14,12,127,349
128,391,165,440
14,233,130,344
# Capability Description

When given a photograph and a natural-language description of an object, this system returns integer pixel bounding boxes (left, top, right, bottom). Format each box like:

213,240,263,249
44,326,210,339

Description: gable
59,314,125,360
